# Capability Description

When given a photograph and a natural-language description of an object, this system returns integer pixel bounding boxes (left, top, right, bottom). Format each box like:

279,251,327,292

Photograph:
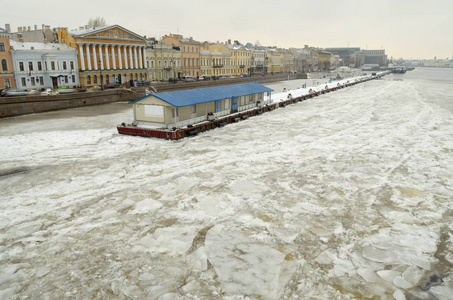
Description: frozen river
1,68,453,299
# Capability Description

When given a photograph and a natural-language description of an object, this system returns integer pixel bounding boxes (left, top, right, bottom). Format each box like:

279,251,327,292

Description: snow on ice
1,68,453,299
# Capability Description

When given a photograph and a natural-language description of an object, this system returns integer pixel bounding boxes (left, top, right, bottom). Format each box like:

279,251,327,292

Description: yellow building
266,48,284,74
160,34,201,78
317,50,333,71
56,25,147,87
146,43,182,81
200,49,232,77
225,43,251,76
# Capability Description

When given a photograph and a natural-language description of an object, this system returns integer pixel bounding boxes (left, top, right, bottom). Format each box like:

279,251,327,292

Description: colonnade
77,43,146,71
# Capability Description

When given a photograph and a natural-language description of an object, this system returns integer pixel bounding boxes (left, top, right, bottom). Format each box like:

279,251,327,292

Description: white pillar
129,46,133,69
110,45,116,70
99,44,104,70
78,43,85,70
139,46,144,69
124,46,128,69
117,45,121,69
134,46,139,69
86,43,92,70
105,45,111,70
92,44,98,70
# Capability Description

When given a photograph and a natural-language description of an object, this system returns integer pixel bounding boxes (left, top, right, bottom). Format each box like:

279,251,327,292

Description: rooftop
130,83,274,107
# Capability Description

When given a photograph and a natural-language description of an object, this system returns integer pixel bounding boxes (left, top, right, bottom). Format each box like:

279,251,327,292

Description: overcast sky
2,0,452,60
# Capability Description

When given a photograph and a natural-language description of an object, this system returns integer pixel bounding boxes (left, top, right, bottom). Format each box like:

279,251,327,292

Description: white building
10,40,79,90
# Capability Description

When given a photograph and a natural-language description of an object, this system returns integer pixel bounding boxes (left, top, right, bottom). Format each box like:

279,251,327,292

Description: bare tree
88,17,107,28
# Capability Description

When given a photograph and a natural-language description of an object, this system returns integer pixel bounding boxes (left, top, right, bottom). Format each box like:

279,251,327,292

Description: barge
118,73,387,140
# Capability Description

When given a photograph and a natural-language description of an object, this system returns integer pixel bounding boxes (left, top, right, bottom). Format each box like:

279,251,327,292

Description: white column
110,45,116,70
99,44,104,70
128,46,133,69
105,45,111,70
134,46,139,69
139,46,144,69
86,43,92,70
78,43,85,70
124,46,128,69
117,45,121,69
92,44,98,70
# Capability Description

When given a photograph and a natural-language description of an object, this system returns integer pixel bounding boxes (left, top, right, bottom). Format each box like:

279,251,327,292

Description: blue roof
129,83,274,108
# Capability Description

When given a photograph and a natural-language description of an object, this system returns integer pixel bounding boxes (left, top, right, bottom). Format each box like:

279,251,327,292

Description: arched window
106,74,109,83
87,75,91,84
93,75,98,84
1,59,7,71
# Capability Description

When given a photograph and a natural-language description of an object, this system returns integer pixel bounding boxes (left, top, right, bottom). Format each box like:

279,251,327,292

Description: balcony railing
213,64,223,68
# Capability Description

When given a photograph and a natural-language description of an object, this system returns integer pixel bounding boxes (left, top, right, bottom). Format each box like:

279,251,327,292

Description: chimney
45,25,50,30
34,25,37,30
5,24,10,33
85,25,89,29
79,26,84,30
189,37,193,40
28,26,31,31
18,27,22,32
228,39,231,45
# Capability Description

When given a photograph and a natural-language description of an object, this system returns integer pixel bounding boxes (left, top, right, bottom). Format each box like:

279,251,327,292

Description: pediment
77,25,145,42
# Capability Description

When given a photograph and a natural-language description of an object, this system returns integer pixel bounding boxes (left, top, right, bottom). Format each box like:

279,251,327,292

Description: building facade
146,43,182,81
364,49,387,66
200,49,232,77
0,38,16,89
10,40,79,90
57,25,147,87
161,34,201,78
250,49,266,75
266,48,284,74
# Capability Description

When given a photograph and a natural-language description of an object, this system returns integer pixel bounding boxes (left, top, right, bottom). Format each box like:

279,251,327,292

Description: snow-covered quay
1,68,453,299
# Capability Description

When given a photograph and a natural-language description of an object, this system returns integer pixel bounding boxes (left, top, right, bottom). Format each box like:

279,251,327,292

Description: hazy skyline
1,0,452,60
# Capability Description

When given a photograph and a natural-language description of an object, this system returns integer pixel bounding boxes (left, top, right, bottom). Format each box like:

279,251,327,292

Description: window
39,77,44,85
70,61,74,70
225,99,230,110
21,77,26,86
72,75,75,83
215,101,221,113
28,61,33,71
37,61,42,70
93,75,97,84
63,61,67,70
191,105,196,114
0,42,5,51
31,77,35,86
87,75,91,84
172,108,178,118
1,59,7,71
65,76,68,83
51,61,55,70
4,78,11,88
19,62,24,71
